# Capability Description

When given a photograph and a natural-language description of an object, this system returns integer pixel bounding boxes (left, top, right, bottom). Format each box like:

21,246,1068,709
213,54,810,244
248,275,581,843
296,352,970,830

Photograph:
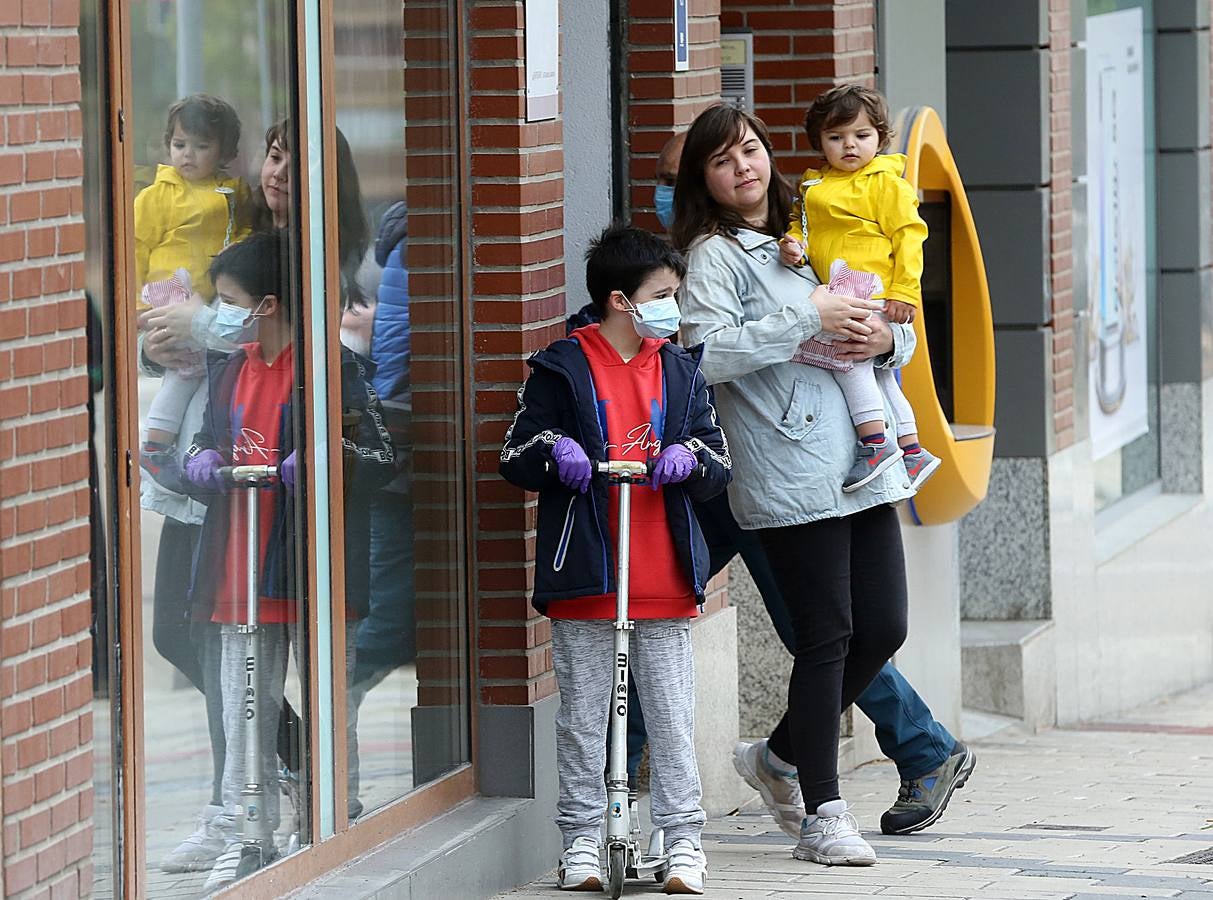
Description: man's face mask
655,183,675,230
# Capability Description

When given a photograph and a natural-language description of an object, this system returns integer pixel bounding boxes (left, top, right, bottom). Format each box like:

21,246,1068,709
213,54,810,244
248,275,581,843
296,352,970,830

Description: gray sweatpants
216,623,361,838
833,358,918,437
551,618,705,849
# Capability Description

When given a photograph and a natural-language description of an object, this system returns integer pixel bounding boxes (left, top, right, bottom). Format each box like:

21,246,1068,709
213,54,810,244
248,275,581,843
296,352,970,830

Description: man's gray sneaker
842,438,905,493
732,739,804,839
880,741,976,835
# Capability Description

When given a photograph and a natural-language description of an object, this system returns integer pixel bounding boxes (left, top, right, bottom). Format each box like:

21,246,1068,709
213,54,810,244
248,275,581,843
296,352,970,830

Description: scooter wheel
653,864,668,885
607,845,625,899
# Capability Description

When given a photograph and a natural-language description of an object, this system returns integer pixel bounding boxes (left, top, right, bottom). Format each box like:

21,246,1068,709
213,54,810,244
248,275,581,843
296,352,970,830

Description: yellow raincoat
786,153,927,307
134,164,252,308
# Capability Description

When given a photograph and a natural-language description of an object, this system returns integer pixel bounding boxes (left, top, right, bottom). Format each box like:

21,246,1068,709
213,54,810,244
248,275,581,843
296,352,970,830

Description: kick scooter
221,464,282,880
597,459,669,898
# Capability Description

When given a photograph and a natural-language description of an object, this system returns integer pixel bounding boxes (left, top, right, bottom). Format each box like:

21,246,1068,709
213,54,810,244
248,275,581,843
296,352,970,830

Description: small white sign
674,0,689,72
525,0,559,121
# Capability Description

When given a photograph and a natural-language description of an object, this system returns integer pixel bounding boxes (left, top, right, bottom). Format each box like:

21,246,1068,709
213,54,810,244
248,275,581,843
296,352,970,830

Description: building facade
1,0,1211,897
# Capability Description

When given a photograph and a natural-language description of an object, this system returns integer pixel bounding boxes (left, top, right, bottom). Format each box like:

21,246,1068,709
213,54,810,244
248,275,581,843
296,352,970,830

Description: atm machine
890,106,997,526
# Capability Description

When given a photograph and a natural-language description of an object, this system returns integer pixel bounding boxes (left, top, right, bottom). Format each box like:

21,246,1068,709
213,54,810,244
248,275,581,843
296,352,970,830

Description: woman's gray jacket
678,227,918,530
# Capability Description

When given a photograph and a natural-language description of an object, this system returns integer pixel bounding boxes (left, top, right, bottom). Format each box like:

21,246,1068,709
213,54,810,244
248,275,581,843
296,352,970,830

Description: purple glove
184,448,226,491
551,436,592,494
650,443,697,490
280,451,297,491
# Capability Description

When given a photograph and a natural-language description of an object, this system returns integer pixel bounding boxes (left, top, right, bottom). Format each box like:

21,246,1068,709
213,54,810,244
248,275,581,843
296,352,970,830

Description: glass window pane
128,2,310,893
335,0,470,819
80,0,120,895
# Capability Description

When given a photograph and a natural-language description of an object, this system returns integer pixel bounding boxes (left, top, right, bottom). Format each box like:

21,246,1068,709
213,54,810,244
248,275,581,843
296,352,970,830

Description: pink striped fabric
140,270,191,309
790,260,883,372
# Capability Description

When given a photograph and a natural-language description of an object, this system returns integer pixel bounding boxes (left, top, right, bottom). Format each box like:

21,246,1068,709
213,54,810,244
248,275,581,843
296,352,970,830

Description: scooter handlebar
220,464,279,486
542,458,707,481
594,460,649,477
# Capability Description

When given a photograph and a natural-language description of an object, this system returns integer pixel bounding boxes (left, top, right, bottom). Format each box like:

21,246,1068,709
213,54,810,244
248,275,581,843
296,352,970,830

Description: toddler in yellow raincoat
136,94,252,472
779,84,941,494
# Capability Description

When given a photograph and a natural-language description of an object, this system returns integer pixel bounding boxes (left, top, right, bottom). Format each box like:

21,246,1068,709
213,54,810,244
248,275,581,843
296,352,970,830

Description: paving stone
499,683,1213,899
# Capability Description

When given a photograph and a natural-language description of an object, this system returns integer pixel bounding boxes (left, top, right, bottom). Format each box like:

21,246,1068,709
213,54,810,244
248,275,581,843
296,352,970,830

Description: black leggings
759,504,908,809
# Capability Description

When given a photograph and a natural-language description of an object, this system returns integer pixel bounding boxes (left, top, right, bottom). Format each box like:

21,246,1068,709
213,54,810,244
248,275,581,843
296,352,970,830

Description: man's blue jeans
696,492,955,781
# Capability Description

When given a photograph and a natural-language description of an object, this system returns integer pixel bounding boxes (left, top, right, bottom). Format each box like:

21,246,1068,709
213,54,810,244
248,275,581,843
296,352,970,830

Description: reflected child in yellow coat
136,94,252,469
779,84,941,493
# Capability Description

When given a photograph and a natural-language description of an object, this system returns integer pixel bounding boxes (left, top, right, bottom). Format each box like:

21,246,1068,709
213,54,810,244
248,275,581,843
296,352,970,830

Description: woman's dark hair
333,128,370,310
584,222,687,316
163,94,241,164
255,119,370,310
209,230,292,317
264,118,290,156
671,105,793,251
803,83,892,153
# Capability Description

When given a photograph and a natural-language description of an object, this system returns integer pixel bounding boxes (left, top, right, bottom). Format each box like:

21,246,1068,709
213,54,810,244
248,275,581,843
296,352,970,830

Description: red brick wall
0,3,96,897
722,0,875,175
469,0,565,707
627,0,722,232
1048,0,1074,449
400,2,480,711
623,0,732,615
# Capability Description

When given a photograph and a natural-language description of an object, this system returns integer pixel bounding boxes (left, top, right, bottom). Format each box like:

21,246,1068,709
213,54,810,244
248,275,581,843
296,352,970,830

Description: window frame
99,0,477,894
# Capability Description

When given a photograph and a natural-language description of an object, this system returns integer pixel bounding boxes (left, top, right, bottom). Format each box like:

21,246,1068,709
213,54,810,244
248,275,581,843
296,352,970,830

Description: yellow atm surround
891,106,996,525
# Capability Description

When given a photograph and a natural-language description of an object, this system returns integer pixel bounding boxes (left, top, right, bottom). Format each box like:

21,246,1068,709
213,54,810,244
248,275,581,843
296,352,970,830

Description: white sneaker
662,839,706,894
202,841,242,893
732,739,804,838
203,840,279,893
793,799,877,866
556,836,602,891
160,804,226,872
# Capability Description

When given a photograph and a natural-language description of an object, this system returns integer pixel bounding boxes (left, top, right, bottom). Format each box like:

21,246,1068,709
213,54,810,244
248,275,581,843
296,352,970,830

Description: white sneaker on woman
793,799,877,865
732,739,805,838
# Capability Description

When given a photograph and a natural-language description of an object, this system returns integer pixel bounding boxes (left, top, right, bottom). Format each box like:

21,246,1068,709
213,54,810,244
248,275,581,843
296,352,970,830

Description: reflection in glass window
336,0,470,819
128,2,309,895
80,0,119,895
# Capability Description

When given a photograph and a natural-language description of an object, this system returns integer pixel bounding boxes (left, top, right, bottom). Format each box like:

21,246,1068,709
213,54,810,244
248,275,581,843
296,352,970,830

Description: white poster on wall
1086,8,1148,459
525,0,559,121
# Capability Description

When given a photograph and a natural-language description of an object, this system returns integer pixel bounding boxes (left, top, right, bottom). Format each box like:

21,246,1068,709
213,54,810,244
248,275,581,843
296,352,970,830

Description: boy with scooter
500,224,731,895
182,230,393,891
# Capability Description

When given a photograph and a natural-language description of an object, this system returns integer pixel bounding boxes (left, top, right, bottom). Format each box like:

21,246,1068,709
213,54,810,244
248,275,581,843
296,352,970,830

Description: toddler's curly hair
163,94,241,164
803,84,892,153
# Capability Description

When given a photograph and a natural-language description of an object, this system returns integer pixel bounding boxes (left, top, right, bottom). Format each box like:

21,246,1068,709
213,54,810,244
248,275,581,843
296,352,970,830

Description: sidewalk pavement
497,682,1213,899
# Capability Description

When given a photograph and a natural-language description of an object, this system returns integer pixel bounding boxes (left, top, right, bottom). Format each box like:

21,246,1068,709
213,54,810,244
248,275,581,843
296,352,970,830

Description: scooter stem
605,475,634,843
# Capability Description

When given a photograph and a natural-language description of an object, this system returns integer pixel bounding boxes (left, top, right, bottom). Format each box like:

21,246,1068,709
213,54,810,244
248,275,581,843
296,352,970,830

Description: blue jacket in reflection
370,200,409,403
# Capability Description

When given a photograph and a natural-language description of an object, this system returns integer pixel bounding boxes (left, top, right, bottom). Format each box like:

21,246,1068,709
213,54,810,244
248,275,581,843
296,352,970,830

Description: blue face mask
626,294,681,340
212,298,265,343
654,183,675,230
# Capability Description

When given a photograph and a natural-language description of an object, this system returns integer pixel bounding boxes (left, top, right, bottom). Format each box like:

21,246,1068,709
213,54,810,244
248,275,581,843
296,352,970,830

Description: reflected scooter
222,464,281,880
597,459,669,898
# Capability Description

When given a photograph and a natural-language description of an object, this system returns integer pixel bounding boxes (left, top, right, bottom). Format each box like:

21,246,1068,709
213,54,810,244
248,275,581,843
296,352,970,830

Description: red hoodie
547,324,697,621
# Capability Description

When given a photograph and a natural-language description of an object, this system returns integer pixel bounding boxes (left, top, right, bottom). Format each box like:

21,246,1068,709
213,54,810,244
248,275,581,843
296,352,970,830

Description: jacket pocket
553,495,576,572
776,378,822,442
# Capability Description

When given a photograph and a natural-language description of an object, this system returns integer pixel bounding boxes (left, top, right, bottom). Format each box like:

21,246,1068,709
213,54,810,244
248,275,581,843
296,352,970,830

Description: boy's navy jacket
184,344,395,620
499,333,732,613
